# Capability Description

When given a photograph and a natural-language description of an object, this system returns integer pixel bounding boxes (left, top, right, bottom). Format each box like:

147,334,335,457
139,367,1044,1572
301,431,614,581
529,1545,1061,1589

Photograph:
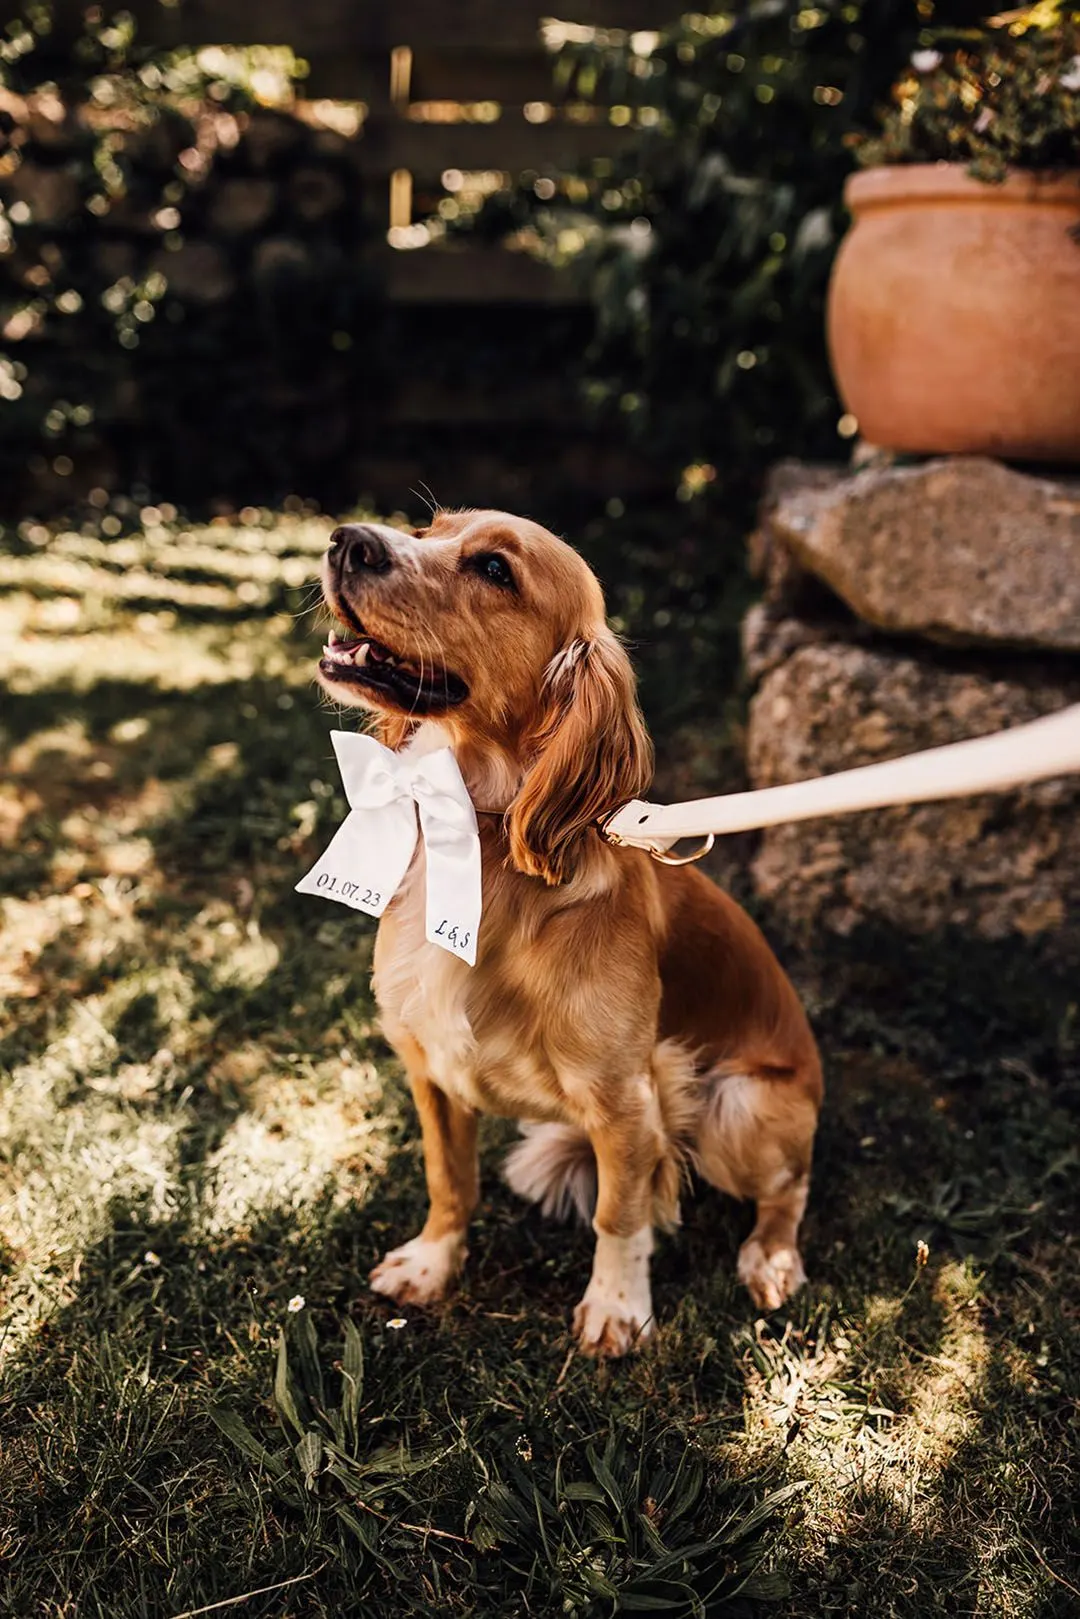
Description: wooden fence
45,0,681,507
110,0,677,305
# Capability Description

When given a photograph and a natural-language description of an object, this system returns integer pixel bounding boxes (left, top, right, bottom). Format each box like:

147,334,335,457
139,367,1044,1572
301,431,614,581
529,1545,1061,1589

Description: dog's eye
468,552,516,590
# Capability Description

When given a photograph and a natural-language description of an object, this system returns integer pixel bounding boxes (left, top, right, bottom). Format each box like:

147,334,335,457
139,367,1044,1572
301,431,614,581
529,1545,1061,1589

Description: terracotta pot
826,165,1080,462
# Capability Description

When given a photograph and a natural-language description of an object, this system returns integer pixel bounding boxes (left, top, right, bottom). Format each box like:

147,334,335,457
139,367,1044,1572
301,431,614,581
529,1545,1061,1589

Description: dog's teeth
321,639,377,670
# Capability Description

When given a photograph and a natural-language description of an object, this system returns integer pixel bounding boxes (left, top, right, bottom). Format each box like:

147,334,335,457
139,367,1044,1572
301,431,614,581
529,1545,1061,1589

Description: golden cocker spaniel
316,509,822,1358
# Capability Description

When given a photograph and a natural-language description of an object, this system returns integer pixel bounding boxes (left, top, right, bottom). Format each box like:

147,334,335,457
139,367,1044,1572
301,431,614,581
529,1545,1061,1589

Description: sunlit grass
1,516,1077,1617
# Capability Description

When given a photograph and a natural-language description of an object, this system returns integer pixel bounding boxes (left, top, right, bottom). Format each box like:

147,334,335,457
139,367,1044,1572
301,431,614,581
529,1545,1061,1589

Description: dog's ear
508,631,652,885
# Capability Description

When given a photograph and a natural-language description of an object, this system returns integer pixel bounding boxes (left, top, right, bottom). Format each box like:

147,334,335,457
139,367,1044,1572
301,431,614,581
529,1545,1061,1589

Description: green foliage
455,2,931,505
0,4,380,515
463,1426,800,1614
857,5,1080,178
214,1315,800,1616
456,1,1080,514
211,1316,458,1585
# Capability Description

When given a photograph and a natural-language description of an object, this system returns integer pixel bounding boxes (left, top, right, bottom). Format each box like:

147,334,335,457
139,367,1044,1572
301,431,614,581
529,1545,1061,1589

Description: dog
316,509,822,1357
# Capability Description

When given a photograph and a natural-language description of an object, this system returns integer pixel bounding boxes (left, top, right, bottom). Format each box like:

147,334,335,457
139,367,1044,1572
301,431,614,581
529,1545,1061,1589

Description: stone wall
743,456,1080,944
2,101,604,521
2,105,383,517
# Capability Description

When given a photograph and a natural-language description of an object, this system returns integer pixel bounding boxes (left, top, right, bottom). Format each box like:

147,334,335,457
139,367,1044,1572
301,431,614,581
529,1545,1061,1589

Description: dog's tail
503,1122,597,1225
502,1041,700,1231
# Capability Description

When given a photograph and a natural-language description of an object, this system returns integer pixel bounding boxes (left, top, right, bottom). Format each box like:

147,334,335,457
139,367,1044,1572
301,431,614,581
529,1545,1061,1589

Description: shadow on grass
4,968,1078,1615
3,616,1079,1613
0,1159,770,1618
8,1114,1075,1618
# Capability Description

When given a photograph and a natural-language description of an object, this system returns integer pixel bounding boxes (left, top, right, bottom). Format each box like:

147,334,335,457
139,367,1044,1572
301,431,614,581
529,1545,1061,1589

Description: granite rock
770,457,1080,653
746,639,1080,939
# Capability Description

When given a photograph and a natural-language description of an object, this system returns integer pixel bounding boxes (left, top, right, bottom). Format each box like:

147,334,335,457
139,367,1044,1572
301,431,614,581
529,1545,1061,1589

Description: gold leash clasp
599,809,715,866
649,833,715,866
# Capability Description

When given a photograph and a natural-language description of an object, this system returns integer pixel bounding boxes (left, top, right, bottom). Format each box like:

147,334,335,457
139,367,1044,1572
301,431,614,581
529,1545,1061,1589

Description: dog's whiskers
410,482,440,521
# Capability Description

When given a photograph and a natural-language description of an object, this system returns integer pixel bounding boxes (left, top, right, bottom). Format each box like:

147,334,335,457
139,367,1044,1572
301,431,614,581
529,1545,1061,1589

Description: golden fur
316,509,822,1357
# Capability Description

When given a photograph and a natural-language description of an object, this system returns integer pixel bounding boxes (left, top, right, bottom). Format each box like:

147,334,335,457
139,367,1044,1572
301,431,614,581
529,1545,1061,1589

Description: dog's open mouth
319,627,469,714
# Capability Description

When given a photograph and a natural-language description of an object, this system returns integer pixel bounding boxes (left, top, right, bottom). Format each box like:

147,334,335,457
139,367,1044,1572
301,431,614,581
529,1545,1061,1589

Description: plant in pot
826,5,1080,463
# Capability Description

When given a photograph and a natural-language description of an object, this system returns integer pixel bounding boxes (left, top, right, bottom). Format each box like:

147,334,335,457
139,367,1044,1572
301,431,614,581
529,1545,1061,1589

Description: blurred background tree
7,0,1069,727
3,0,1075,729
6,0,1047,532
452,0,1042,516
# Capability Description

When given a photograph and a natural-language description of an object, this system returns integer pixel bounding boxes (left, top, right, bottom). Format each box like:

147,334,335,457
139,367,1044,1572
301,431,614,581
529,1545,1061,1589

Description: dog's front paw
737,1237,806,1312
573,1225,655,1357
369,1231,467,1307
572,1291,654,1358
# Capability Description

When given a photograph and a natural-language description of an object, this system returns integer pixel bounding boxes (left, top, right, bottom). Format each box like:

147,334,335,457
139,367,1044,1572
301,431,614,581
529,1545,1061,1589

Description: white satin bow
295,732,482,965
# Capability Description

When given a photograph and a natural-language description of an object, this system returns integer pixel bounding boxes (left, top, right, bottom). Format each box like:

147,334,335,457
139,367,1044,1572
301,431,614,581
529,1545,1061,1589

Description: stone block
747,639,1080,940
769,457,1080,653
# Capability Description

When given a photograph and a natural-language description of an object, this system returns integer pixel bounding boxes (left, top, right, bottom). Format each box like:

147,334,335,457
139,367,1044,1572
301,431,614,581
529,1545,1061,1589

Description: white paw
369,1231,467,1307
737,1238,806,1311
573,1293,654,1358
573,1225,655,1358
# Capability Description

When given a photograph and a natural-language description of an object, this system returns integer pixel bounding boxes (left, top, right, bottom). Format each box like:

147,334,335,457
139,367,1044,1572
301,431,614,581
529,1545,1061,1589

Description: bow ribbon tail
417,799,483,966
294,801,417,917
295,733,418,917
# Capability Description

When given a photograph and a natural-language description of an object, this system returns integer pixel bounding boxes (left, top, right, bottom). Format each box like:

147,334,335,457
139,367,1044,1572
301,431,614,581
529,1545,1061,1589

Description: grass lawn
1,510,1078,1618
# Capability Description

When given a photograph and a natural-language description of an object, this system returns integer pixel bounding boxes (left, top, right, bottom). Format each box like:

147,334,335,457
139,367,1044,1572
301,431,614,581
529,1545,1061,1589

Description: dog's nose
329,524,392,574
